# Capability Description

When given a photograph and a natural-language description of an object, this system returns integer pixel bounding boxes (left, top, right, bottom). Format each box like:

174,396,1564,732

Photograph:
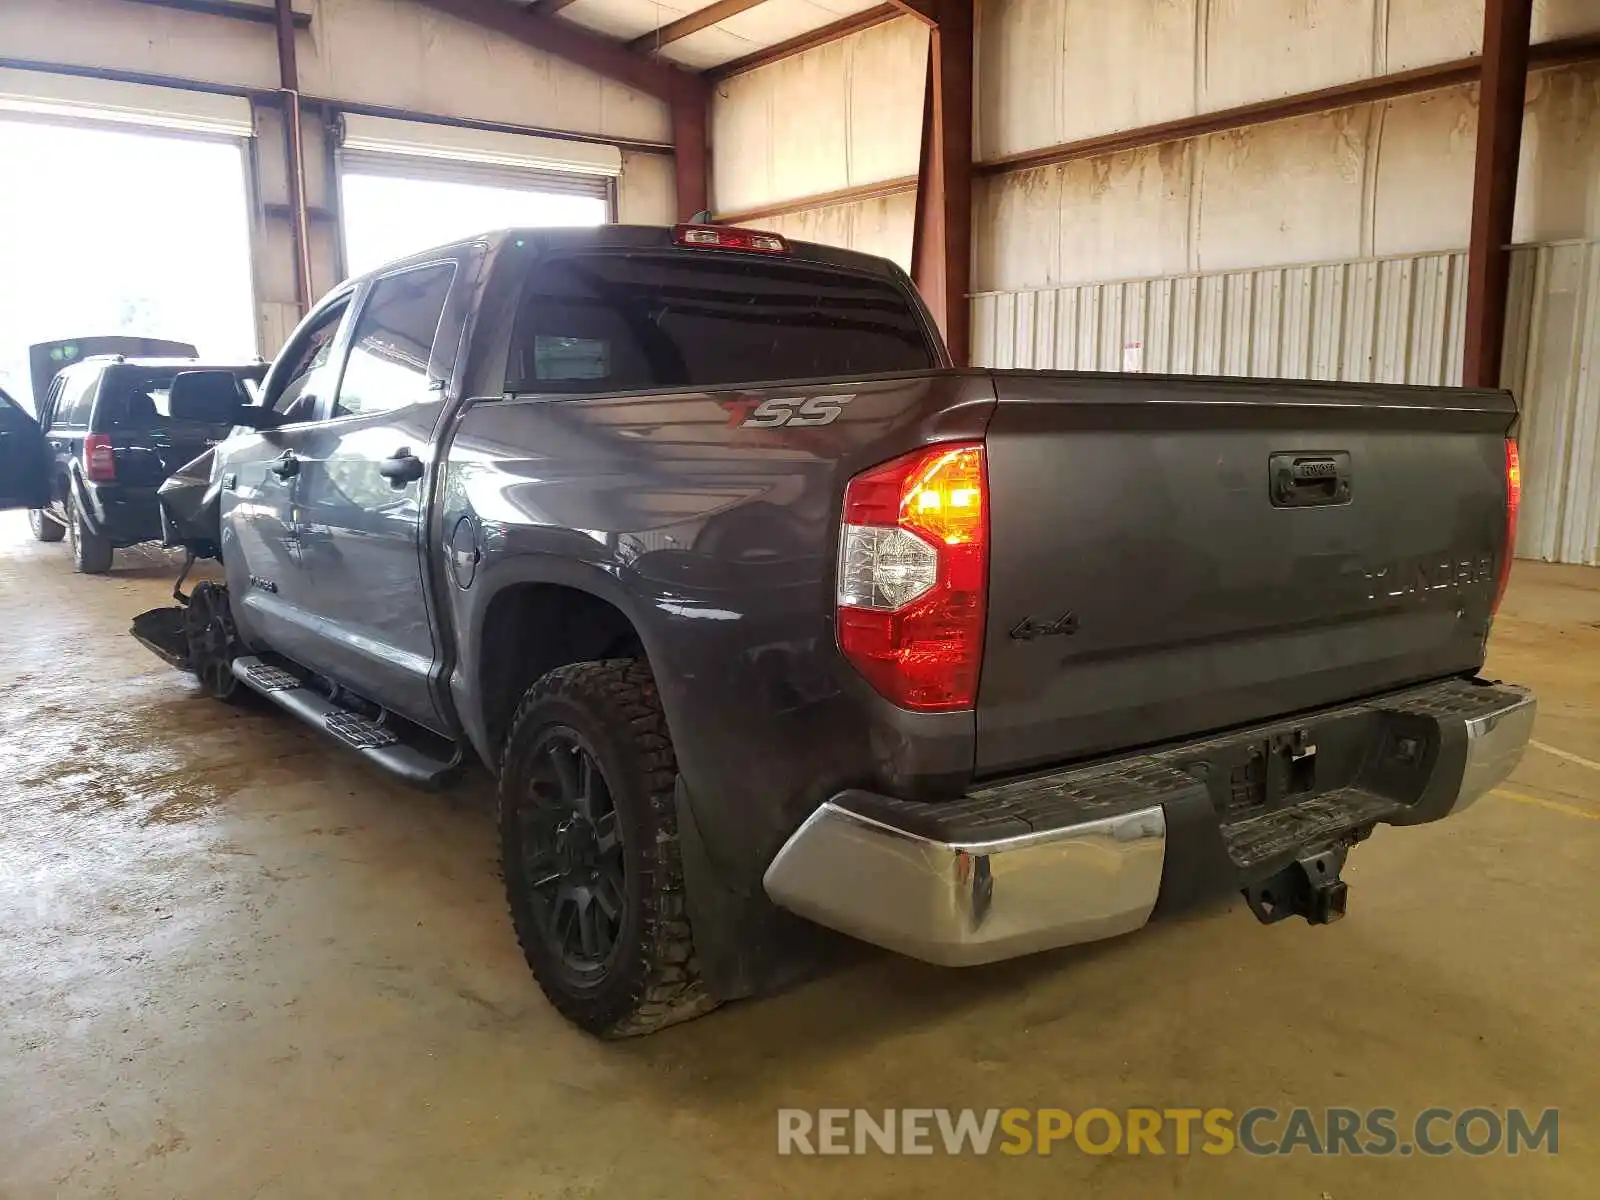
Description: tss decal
735,394,855,428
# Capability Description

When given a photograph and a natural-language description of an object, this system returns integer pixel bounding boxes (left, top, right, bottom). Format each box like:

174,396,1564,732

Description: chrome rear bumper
763,680,1534,967
764,801,1165,967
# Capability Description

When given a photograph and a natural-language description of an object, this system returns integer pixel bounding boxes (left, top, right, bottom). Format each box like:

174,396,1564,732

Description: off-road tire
499,659,717,1038
27,509,65,543
67,494,113,574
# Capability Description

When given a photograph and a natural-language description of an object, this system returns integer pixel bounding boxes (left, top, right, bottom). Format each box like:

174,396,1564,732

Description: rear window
506,252,935,394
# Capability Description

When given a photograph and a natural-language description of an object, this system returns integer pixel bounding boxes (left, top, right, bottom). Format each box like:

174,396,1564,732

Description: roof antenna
689,210,713,224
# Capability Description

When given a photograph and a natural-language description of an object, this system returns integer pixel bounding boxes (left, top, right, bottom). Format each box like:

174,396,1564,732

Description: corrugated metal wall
1507,239,1600,565
973,237,1600,565
972,249,1470,383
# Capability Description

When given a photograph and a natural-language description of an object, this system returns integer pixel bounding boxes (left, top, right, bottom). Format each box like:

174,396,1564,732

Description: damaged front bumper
763,678,1535,967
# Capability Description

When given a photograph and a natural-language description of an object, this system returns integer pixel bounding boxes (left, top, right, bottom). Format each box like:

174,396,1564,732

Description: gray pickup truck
0,224,1532,1038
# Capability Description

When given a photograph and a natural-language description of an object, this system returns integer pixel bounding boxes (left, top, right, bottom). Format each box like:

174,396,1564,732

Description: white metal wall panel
760,190,916,272
0,0,280,91
617,150,676,224
1509,240,1600,565
972,249,1470,385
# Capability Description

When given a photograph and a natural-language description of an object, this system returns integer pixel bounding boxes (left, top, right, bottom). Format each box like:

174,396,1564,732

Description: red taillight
673,224,789,254
84,433,116,482
837,442,988,711
1492,439,1521,615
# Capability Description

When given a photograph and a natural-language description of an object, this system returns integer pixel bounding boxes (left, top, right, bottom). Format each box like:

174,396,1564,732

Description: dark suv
27,357,264,572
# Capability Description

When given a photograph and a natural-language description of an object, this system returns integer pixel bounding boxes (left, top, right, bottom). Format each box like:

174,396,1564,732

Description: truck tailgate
977,372,1518,776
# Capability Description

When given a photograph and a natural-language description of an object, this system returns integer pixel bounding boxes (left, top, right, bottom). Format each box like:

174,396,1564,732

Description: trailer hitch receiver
1243,846,1349,926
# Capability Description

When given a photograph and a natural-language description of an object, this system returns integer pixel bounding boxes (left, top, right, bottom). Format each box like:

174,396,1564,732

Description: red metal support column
273,0,313,314
671,77,712,220
1463,0,1533,389
910,0,973,366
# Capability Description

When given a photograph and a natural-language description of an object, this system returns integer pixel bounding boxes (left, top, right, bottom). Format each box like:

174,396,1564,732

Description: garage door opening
0,118,256,411
339,168,609,278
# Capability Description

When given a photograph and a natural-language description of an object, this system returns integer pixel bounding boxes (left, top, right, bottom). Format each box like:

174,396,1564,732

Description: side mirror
169,371,275,428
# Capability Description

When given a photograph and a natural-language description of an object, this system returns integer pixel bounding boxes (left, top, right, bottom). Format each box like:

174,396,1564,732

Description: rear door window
333,262,456,419
506,252,935,393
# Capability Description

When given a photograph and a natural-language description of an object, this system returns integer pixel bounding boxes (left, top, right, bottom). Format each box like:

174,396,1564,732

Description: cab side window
332,263,456,419
270,297,351,422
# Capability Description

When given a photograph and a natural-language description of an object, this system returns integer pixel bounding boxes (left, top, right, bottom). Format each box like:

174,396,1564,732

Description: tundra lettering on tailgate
1366,553,1495,601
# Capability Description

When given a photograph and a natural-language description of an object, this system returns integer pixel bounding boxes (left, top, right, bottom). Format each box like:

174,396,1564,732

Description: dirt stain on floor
0,514,1596,1200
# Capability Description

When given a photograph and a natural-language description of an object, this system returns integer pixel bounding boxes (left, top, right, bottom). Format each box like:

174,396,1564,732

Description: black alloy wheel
498,659,715,1037
516,726,627,980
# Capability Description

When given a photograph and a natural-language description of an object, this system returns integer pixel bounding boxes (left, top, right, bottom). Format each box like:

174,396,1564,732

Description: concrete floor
0,510,1595,1200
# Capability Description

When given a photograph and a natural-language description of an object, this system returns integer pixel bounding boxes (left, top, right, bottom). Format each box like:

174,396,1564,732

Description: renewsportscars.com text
776,1106,1559,1157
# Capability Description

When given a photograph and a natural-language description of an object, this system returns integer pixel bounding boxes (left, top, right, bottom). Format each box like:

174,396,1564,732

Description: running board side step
231,655,462,789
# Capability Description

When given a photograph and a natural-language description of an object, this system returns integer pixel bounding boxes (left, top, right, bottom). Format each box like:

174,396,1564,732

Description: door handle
379,448,424,487
1269,452,1351,508
269,451,300,480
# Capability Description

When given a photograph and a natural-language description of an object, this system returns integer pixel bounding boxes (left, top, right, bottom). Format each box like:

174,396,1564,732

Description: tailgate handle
1270,452,1351,508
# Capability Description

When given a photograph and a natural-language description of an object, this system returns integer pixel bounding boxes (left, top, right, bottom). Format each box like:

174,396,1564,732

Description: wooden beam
274,0,312,313
1464,0,1535,388
630,0,771,53
416,0,697,102
910,0,973,366
707,5,905,81
121,0,310,27
885,0,936,26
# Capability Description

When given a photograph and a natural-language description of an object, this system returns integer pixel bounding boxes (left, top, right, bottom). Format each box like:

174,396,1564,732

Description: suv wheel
27,508,65,543
499,659,717,1038
67,494,114,574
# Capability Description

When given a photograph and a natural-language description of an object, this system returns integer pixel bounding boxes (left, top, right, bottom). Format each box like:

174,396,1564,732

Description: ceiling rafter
884,0,935,26
707,5,907,81
629,0,772,54
417,0,703,101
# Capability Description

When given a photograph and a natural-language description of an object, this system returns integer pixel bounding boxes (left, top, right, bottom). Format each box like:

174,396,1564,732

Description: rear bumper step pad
763,678,1534,966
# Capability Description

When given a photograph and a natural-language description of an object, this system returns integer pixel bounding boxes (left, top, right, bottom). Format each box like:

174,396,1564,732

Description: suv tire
67,494,114,574
27,509,65,543
499,658,717,1038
